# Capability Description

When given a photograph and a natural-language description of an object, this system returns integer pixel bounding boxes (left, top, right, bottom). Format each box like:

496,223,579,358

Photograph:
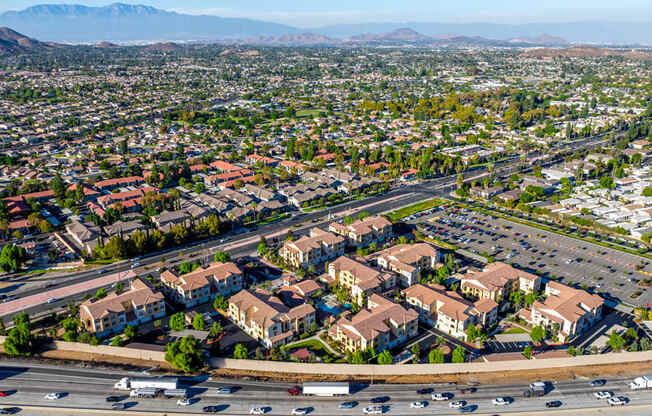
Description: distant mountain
0,2,299,43
313,22,652,45
521,46,652,59
0,27,59,54
372,28,432,43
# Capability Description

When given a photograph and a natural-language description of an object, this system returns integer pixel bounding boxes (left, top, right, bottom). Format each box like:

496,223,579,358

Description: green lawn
296,109,324,118
286,338,341,362
387,198,445,221
503,327,527,334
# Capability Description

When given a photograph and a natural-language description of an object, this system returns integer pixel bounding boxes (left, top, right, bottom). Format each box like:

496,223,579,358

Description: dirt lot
39,349,175,370
212,360,652,385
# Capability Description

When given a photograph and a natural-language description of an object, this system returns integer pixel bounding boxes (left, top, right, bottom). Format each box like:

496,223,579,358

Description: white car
47,298,58,304
177,398,191,406
410,401,426,408
250,408,266,415
291,409,307,416
362,407,383,415
492,397,509,405
607,396,627,406
431,393,448,401
45,392,62,400
594,391,612,400
449,401,466,408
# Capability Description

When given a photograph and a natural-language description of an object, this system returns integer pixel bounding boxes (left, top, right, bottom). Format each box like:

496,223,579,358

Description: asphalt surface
416,205,652,306
0,362,650,415
0,132,620,323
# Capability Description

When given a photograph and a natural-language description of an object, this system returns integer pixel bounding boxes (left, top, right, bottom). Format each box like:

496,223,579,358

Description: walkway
285,332,344,357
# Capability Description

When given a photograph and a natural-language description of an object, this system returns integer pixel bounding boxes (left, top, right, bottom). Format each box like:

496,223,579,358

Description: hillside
0,27,59,54
522,46,652,59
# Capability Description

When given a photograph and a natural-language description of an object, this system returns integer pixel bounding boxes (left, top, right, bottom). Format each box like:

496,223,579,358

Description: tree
179,261,198,275
95,288,107,300
0,244,27,273
377,350,393,364
192,314,205,331
567,346,576,356
608,331,626,352
524,292,538,307
509,290,523,307
110,335,124,347
451,346,466,363
3,313,31,356
429,348,445,364
209,322,223,338
466,324,481,343
411,343,420,363
213,294,228,311
124,325,138,340
165,335,204,373
257,237,268,257
214,251,231,263
233,343,248,359
530,325,546,344
169,312,185,332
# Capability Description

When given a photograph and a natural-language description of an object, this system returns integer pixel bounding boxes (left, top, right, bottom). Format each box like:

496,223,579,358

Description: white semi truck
630,375,652,390
302,382,349,396
114,376,179,391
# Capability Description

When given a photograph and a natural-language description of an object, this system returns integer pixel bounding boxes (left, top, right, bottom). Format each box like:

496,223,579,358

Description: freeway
0,362,650,415
0,130,619,322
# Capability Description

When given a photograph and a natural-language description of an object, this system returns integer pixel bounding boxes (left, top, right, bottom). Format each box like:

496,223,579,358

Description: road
0,131,620,322
0,362,650,415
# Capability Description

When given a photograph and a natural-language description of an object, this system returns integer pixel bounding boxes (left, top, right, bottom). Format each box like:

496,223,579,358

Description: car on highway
0,409,18,415
546,401,562,408
458,406,475,413
203,406,220,413
339,402,357,409
431,392,450,401
215,386,233,394
111,403,126,410
492,397,510,405
291,408,308,415
105,396,121,402
250,408,267,415
177,398,191,406
47,297,58,304
45,392,62,400
416,388,433,394
449,401,466,408
130,263,140,269
594,391,612,399
0,391,7,397
589,379,606,387
287,386,300,396
410,401,426,408
362,406,383,414
370,396,389,404
607,396,627,406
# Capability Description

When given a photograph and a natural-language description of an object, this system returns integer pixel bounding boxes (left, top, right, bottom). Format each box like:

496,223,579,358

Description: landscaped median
386,198,446,221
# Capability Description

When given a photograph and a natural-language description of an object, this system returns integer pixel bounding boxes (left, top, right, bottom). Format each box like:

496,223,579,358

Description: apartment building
93,175,144,191
328,256,396,305
160,261,243,308
375,243,440,287
80,278,165,338
279,228,345,268
402,284,498,340
328,215,393,248
460,262,542,302
328,294,418,353
523,281,604,342
228,288,316,348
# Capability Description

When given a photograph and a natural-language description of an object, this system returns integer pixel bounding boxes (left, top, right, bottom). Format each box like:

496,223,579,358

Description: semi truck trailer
114,376,179,391
302,382,349,397
630,376,652,389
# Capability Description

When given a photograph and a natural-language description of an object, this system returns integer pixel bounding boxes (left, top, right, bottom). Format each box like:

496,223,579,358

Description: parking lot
412,205,652,306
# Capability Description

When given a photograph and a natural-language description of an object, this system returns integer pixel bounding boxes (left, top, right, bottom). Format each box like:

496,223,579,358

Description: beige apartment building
460,262,542,302
160,261,243,308
328,215,393,248
80,278,165,338
328,256,396,305
279,228,345,268
228,288,316,349
375,243,440,287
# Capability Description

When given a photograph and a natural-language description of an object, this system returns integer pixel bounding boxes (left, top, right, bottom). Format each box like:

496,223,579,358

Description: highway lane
0,363,651,415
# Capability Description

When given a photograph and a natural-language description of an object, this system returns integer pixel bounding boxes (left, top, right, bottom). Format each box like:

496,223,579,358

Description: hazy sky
1,0,651,27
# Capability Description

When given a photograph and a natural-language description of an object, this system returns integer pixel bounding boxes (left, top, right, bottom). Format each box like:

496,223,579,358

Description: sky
0,0,650,27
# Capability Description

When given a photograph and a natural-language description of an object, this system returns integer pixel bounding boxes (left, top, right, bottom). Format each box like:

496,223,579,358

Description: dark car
287,386,300,396
590,380,606,387
338,402,357,409
546,401,562,408
459,388,476,394
416,388,433,395
459,406,475,413
203,406,220,413
106,396,121,402
370,396,390,404
0,409,18,415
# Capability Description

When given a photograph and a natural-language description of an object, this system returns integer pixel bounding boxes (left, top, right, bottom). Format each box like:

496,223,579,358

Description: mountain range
0,3,650,46
0,26,60,54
